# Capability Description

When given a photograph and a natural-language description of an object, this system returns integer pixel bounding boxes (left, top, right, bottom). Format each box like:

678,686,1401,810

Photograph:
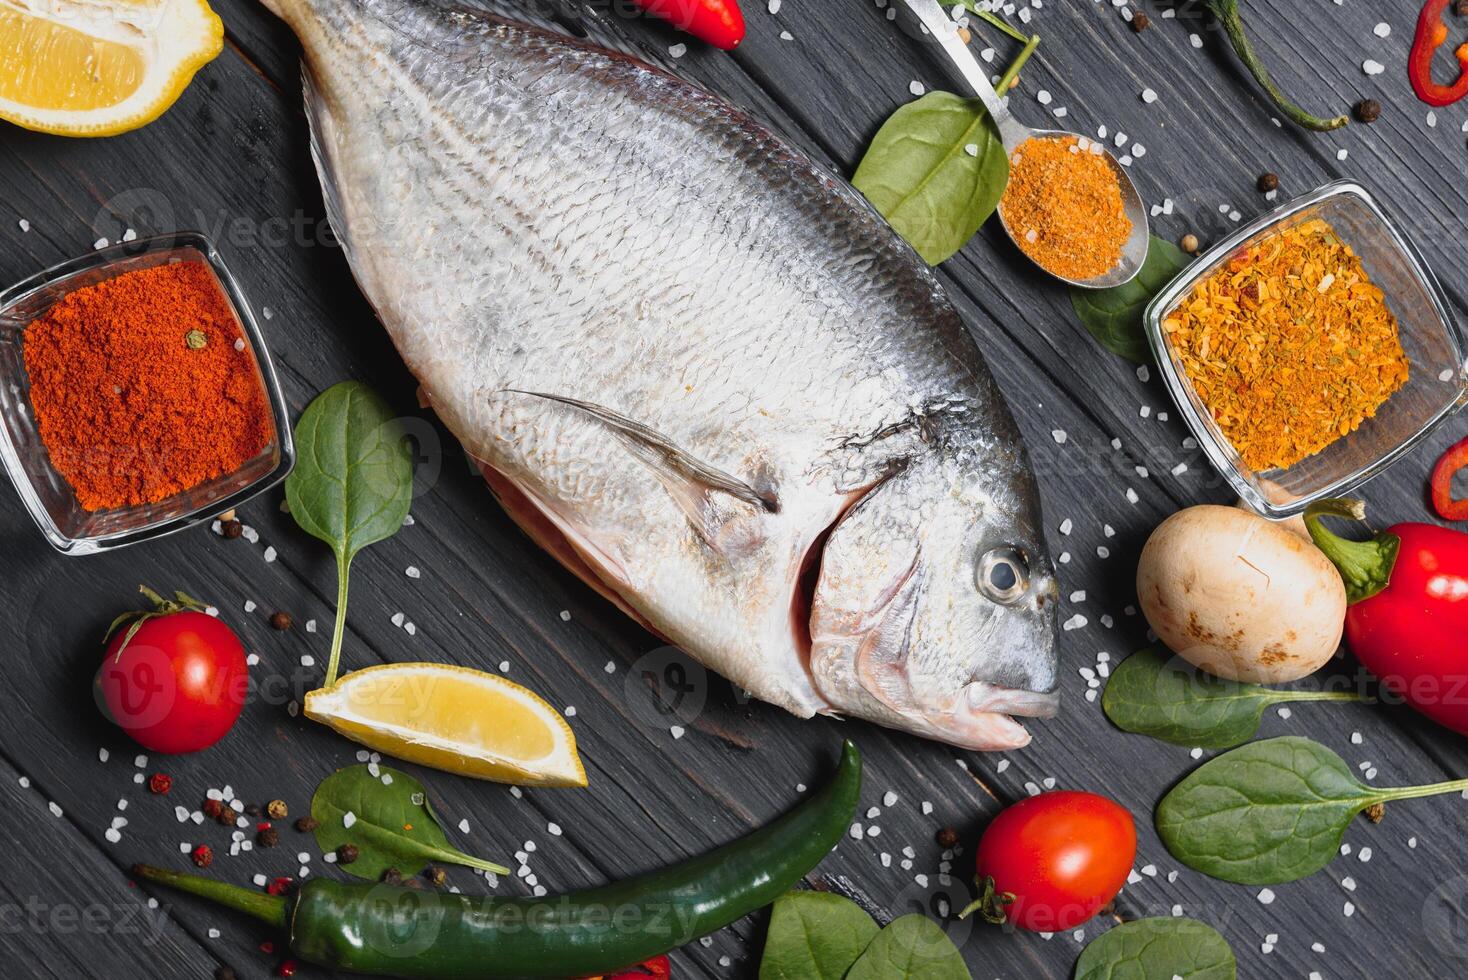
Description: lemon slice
0,0,223,136
304,663,588,788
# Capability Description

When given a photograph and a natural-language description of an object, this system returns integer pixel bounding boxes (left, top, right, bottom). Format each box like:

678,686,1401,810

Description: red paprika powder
23,260,273,511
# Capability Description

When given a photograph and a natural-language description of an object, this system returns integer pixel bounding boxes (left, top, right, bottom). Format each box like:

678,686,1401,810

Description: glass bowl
1145,180,1467,518
0,232,294,555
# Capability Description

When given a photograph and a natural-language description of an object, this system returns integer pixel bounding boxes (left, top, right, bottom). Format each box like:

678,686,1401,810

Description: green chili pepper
134,740,861,978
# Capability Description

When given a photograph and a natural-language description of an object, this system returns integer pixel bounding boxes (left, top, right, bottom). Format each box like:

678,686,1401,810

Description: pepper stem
1208,0,1349,131
956,875,1014,924
1304,498,1400,604
131,864,288,929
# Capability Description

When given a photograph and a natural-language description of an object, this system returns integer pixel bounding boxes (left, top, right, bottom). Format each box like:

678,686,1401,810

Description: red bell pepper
1410,0,1468,107
1307,498,1468,735
633,0,745,50
1431,435,1468,521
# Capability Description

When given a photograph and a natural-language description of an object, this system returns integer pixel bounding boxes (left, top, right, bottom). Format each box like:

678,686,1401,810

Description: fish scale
265,0,1060,748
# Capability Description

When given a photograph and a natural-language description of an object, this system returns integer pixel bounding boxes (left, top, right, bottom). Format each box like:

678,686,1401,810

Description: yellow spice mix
998,135,1131,281
1163,218,1409,471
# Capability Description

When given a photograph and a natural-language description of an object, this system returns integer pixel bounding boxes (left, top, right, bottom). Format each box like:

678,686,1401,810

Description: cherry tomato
96,609,248,753
968,790,1135,932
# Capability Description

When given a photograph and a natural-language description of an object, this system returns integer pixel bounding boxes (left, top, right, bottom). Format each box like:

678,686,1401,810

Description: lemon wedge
304,663,588,788
0,0,223,136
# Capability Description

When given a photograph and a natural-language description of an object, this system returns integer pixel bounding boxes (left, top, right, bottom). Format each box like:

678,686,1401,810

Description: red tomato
972,791,1135,932
96,611,248,753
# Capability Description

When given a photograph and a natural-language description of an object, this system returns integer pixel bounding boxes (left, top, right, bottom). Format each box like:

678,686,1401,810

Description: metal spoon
902,0,1148,289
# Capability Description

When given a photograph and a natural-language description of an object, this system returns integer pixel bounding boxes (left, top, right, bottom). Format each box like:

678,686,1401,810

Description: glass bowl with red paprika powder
0,232,293,554
1145,180,1466,519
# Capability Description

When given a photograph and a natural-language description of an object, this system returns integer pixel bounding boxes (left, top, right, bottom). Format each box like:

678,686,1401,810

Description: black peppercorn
1130,11,1149,31
216,805,238,826
1354,99,1381,123
215,967,237,980
270,611,293,631
257,826,280,848
220,519,243,539
935,827,960,848
244,803,262,817
337,844,360,865
1257,172,1280,193
382,867,404,886
294,815,318,832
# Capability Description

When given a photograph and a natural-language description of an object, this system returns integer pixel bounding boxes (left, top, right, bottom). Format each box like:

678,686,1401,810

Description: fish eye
977,545,1030,605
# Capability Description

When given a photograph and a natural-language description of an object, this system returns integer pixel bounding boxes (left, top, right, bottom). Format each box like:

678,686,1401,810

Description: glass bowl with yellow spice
1146,180,1466,518
0,233,294,554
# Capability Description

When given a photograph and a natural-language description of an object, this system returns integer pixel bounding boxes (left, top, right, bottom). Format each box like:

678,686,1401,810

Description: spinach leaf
1075,918,1236,980
1102,647,1361,749
1069,235,1190,362
285,381,413,687
1157,736,1376,884
758,891,879,980
852,92,1009,266
311,764,509,880
845,914,970,980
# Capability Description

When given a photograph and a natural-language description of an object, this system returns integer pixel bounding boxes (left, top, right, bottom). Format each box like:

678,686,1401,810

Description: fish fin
503,389,776,551
302,65,353,260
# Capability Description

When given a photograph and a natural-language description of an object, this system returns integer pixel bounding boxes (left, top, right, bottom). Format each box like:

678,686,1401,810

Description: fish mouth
796,480,1058,750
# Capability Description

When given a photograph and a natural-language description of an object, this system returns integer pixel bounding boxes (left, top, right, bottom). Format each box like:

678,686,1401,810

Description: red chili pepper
147,773,172,795
265,877,295,896
1308,498,1468,734
604,956,672,980
1431,435,1468,521
1410,0,1468,107
632,0,744,50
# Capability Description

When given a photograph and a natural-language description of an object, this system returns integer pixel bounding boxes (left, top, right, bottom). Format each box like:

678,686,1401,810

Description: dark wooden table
2,0,1466,976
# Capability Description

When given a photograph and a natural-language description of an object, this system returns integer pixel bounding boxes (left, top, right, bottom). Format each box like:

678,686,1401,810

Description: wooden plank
1,0,1466,977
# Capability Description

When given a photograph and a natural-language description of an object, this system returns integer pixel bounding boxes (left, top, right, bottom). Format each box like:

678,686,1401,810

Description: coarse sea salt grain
1374,22,1390,37
909,80,925,96
1141,88,1157,104
1052,429,1067,444
668,43,687,58
1257,888,1275,905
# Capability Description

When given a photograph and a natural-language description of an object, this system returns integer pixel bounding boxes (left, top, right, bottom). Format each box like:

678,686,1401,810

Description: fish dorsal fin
502,390,777,550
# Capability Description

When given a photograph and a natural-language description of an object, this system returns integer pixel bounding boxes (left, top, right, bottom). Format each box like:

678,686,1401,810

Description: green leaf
852,91,1009,265
1069,234,1190,362
758,891,879,980
1101,647,1359,750
1156,737,1377,884
1075,918,1236,980
285,381,413,686
311,764,509,880
845,914,970,980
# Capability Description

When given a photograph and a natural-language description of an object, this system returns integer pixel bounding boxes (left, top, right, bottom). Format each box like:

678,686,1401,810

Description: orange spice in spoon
998,135,1131,281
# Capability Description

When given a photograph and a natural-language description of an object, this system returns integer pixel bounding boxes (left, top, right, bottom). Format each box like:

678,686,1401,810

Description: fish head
807,441,1059,750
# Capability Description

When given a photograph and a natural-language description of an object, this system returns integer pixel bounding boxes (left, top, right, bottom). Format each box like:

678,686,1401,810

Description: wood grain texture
0,1,1465,977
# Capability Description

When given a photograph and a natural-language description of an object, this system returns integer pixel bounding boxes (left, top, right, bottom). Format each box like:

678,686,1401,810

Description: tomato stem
956,875,1013,924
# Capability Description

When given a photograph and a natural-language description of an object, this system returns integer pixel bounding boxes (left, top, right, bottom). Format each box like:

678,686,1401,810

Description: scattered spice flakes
1164,218,1409,471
